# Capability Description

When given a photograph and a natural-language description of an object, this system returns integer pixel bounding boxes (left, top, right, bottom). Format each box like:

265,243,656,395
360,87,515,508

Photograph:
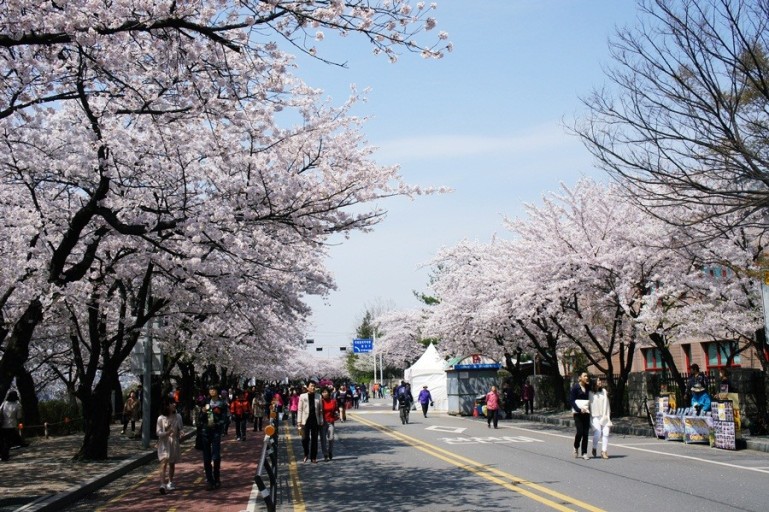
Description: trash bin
474,395,486,417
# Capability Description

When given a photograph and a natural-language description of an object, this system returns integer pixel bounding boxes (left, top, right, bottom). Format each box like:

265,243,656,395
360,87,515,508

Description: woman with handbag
122,391,139,435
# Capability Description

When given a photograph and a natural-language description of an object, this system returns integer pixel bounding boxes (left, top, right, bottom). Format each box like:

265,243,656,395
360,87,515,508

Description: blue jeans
201,427,222,483
320,422,335,458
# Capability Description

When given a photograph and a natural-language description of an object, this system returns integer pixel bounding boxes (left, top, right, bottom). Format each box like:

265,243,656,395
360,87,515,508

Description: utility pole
141,279,153,449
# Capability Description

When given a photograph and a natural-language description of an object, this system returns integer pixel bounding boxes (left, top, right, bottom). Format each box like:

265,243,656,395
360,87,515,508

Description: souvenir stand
657,394,741,449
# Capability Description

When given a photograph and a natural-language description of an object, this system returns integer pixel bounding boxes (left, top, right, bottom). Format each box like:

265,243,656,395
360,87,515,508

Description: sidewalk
2,409,767,512
0,421,267,512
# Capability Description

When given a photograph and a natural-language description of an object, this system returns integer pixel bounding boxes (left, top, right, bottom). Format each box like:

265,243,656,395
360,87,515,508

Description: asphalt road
294,401,769,512
57,398,769,512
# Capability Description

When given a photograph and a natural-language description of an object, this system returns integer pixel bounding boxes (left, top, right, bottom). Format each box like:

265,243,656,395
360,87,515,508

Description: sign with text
352,338,373,353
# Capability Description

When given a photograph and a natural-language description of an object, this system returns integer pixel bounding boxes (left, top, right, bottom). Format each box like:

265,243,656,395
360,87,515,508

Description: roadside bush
38,399,83,435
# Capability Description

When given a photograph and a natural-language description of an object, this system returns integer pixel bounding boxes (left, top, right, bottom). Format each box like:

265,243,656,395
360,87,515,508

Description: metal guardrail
254,413,280,512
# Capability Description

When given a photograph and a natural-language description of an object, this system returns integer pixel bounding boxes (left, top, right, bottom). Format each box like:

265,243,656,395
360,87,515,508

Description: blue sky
299,1,641,354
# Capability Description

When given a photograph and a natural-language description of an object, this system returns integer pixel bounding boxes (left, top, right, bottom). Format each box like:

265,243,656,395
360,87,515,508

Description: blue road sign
352,338,373,353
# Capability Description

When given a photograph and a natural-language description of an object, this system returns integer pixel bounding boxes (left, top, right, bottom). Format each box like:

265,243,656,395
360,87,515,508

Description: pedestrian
716,367,738,399
687,364,711,414
252,391,265,432
522,381,535,415
220,388,231,435
121,391,140,434
352,384,361,409
502,382,515,419
570,371,591,460
0,390,23,461
230,390,250,441
337,384,350,422
198,385,227,490
270,391,284,422
418,385,434,418
320,387,338,461
485,385,500,429
392,383,400,411
288,388,300,426
298,381,322,463
156,399,183,494
589,376,612,459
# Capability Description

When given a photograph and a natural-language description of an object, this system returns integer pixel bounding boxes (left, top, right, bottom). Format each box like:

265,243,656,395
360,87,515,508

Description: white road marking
454,416,769,474
426,425,467,434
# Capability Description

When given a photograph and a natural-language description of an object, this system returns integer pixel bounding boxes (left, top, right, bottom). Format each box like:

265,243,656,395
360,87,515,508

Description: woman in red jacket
320,387,339,461
229,390,251,441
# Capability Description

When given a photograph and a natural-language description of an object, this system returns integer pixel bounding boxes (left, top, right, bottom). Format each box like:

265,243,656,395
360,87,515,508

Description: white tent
403,343,448,412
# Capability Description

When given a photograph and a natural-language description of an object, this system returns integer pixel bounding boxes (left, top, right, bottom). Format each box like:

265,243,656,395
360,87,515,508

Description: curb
510,412,769,453
14,450,157,512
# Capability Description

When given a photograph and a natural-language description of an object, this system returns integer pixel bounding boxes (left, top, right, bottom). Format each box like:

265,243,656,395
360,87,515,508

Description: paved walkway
1,406,767,512
0,421,268,512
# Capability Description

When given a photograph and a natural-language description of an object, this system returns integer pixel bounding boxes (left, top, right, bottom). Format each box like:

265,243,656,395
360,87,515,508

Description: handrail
253,413,279,512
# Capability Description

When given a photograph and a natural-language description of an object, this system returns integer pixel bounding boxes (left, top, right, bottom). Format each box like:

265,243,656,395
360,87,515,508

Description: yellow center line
351,413,605,512
284,428,305,512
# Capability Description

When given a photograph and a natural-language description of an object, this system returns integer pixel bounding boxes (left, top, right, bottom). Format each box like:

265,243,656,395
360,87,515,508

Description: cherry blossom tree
1,0,451,458
636,219,766,383
422,237,573,402
420,178,766,413
376,308,431,368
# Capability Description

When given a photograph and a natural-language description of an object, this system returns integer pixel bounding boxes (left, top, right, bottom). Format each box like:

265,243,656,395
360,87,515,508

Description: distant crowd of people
143,379,381,493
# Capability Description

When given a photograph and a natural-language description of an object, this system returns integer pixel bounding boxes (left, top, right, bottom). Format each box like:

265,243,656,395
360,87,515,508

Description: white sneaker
166,482,176,490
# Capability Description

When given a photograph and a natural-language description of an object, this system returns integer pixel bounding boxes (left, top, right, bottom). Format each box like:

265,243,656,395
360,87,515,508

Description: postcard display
662,408,711,444
712,400,737,450
654,396,669,439
683,414,712,444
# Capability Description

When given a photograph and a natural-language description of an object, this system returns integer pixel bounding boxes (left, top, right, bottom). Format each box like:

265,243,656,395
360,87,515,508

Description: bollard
44,422,49,438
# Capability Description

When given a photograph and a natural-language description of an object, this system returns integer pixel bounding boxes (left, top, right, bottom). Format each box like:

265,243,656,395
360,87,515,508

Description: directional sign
352,338,373,353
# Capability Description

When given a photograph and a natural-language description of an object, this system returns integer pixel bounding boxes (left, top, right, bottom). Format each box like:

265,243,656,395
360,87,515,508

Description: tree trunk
109,372,124,425
0,299,43,401
15,368,40,432
75,381,113,460
179,361,197,424
538,364,566,408
611,377,627,417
